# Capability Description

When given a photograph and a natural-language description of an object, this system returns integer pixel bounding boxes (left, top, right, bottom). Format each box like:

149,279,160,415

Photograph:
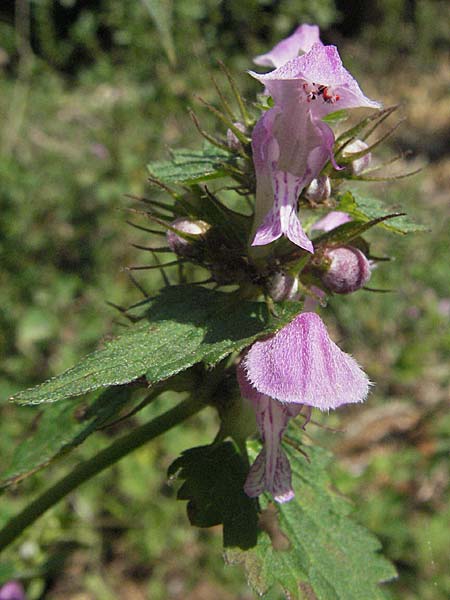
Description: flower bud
320,246,371,294
267,272,299,302
226,122,246,151
343,139,371,175
305,175,331,203
166,217,210,258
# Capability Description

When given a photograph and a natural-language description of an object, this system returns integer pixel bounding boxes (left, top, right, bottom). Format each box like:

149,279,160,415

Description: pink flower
250,43,380,250
0,582,26,600
237,363,301,503
238,312,370,502
311,210,352,232
254,24,322,69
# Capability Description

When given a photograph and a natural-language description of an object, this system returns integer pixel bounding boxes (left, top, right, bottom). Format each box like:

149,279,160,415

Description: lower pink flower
0,582,26,600
238,312,370,502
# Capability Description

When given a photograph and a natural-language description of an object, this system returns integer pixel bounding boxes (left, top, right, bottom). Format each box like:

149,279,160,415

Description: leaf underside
11,286,301,406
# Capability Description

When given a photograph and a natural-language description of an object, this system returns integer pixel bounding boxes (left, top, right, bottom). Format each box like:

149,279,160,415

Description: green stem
0,396,205,553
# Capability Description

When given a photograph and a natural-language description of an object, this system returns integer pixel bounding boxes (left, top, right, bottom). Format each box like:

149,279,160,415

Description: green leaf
227,432,396,599
312,213,403,247
169,442,258,549
337,191,426,234
11,286,301,405
0,386,137,489
0,562,16,584
147,144,233,185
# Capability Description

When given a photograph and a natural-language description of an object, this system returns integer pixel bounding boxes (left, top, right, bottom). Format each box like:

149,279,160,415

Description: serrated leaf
338,191,426,234
11,286,301,405
0,386,137,489
227,432,396,599
147,144,233,185
169,442,258,549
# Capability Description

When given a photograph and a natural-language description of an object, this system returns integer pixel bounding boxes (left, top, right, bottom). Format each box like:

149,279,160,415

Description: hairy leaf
148,144,233,185
0,386,138,490
169,442,258,549
11,286,301,405
337,191,426,234
227,432,396,599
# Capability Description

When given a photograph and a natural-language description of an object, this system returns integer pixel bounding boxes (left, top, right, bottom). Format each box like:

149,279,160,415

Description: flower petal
254,24,321,69
252,169,313,252
312,210,352,232
251,43,381,117
0,582,26,600
243,312,371,410
238,362,302,502
251,110,313,251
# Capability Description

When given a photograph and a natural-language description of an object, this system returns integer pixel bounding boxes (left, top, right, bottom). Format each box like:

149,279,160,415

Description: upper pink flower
249,43,381,250
253,24,322,69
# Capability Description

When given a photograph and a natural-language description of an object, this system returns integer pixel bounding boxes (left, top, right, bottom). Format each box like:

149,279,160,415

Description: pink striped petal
243,312,371,410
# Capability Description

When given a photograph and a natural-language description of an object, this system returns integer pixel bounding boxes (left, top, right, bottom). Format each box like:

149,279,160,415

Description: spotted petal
238,363,302,503
251,110,314,251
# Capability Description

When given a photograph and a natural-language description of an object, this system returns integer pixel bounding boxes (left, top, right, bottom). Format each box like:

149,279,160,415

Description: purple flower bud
321,246,371,294
305,175,331,203
226,122,246,151
267,272,299,302
343,139,372,175
0,582,26,600
166,217,210,258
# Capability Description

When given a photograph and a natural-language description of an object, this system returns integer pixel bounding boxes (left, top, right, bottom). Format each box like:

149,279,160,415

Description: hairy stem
0,396,206,553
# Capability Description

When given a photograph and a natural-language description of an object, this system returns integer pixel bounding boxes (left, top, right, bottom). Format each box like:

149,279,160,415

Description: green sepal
313,212,404,247
322,109,349,125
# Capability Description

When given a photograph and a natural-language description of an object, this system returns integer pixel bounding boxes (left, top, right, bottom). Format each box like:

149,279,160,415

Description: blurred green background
0,1,448,598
